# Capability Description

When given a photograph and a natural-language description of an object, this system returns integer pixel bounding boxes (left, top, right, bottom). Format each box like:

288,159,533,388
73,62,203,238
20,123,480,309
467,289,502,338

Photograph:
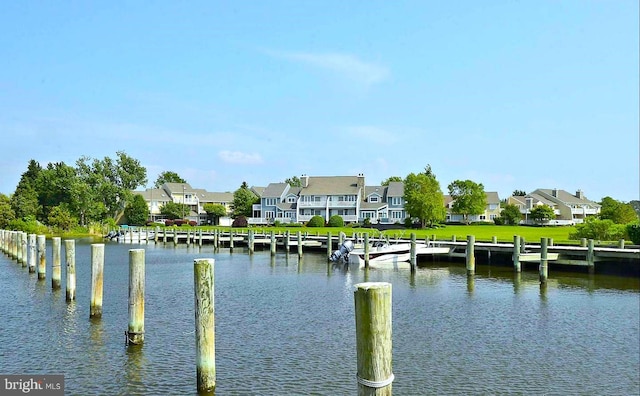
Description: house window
391,211,404,219
265,198,276,206
369,196,379,203
391,197,402,205
265,211,275,219
287,196,296,203
479,215,486,221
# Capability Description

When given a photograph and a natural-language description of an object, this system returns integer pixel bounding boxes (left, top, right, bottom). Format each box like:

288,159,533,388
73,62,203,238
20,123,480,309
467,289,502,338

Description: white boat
348,241,450,269
106,230,155,242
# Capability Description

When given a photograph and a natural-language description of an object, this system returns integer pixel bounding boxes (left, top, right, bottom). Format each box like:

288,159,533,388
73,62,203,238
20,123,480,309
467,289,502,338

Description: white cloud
218,150,263,165
266,50,389,86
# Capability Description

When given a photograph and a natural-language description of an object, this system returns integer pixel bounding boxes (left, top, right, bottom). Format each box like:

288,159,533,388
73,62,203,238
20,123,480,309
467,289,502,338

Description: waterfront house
444,192,501,223
506,189,600,225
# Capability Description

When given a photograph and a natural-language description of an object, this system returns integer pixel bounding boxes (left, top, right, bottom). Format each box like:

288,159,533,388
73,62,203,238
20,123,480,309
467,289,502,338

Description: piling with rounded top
466,235,475,275
21,232,27,267
127,249,145,345
297,231,303,257
37,235,46,280
354,282,393,396
52,237,62,289
28,234,36,273
90,244,105,318
539,237,548,283
194,258,216,392
16,232,23,264
410,233,417,270
248,230,255,254
65,240,76,302
364,233,370,268
587,239,595,273
270,231,276,256
513,235,521,272
326,231,332,259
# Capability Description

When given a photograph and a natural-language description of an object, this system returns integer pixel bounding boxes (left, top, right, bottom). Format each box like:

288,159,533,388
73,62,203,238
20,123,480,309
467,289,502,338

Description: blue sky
1,1,638,202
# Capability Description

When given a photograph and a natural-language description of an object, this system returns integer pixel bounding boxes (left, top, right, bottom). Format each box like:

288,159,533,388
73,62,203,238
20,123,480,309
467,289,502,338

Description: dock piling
126,249,145,345
194,258,216,393
90,243,105,318
539,237,548,283
354,282,393,396
37,235,46,280
65,240,76,302
466,235,475,275
52,237,62,289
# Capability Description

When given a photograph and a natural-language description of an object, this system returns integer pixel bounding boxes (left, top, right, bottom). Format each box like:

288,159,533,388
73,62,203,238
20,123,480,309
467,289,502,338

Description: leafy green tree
307,215,325,227
11,160,42,220
203,203,227,225
529,205,556,225
626,221,640,244
285,176,302,187
381,176,403,186
447,180,487,224
512,190,527,196
160,201,190,220
0,193,16,229
37,162,78,223
124,194,150,225
47,204,78,231
154,171,186,188
403,165,446,228
599,197,639,224
231,182,258,218
76,151,147,222
570,217,627,241
328,215,344,227
500,203,522,225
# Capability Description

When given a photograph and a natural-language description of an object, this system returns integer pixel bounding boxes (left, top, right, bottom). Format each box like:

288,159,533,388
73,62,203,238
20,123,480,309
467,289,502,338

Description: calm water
1,239,639,395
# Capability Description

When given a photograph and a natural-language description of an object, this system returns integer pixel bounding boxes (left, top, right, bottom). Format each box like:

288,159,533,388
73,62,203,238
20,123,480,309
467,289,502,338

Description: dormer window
370,196,379,203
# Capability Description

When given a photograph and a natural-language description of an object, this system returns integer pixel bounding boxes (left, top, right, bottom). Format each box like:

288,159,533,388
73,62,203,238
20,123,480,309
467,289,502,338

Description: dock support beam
410,233,417,271
354,282,393,396
194,258,216,393
513,235,521,272
539,237,548,284
90,244,105,318
65,240,76,302
126,249,145,345
466,235,475,275
52,237,62,289
364,233,370,268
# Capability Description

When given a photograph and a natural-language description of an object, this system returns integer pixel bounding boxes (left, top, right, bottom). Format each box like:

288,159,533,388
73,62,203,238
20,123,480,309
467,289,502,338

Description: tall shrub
328,215,344,227
307,215,325,227
627,222,640,244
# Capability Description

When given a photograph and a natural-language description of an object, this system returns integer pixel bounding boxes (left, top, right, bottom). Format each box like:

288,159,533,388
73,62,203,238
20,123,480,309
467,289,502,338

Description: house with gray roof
249,175,410,225
445,192,501,223
507,188,600,225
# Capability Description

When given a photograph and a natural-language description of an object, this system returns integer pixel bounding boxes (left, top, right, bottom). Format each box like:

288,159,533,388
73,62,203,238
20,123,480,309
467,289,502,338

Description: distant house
133,183,234,225
444,192,501,223
506,189,600,225
249,174,410,225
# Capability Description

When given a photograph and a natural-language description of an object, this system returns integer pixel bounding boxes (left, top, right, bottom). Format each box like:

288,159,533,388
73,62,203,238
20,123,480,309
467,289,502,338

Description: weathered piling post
28,234,36,273
297,231,303,257
452,235,456,243
410,233,417,271
270,231,276,256
248,230,255,254
339,232,345,246
65,240,76,302
587,239,595,274
162,228,167,244
213,229,219,250
90,243,105,318
126,249,145,345
21,232,27,267
186,229,191,247
492,236,497,244
16,232,23,264
466,235,475,275
364,233,370,268
52,237,62,289
354,282,393,396
548,238,554,247
581,238,587,247
155,226,160,244
173,227,178,246
229,230,234,251
194,258,216,393
37,235,46,280
12,231,19,260
326,231,332,259
619,239,625,249
198,229,203,247
284,231,290,253
513,235,521,272
539,237,548,284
